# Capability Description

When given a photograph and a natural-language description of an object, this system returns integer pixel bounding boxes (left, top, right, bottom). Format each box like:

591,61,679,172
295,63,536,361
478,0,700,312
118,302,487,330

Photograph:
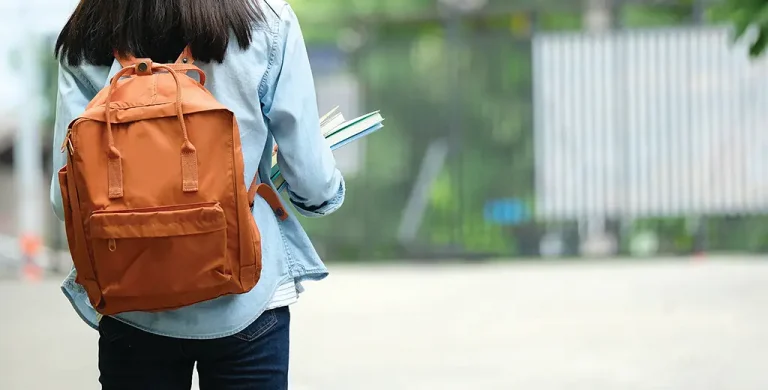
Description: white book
271,108,385,192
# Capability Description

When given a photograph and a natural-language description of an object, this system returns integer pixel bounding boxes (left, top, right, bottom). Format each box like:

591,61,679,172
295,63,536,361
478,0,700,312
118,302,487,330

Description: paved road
1,258,767,389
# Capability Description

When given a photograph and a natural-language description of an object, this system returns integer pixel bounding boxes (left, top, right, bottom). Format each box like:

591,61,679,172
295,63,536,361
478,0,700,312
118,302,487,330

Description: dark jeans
98,307,290,390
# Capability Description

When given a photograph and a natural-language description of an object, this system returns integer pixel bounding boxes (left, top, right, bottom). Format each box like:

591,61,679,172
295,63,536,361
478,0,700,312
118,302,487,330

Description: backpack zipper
60,131,74,154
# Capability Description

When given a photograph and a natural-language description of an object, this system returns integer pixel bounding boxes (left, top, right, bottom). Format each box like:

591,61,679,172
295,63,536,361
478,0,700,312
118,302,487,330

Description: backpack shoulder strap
113,45,195,67
175,46,195,65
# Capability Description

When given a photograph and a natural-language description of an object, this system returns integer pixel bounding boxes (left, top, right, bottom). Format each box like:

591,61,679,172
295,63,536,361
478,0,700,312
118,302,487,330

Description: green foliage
715,0,768,56
537,12,582,31
704,215,768,253
621,2,696,27
301,12,538,257
292,0,432,19
624,218,695,254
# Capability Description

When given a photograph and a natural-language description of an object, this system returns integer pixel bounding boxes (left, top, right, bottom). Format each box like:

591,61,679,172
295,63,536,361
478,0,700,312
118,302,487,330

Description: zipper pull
108,239,117,252
60,131,74,154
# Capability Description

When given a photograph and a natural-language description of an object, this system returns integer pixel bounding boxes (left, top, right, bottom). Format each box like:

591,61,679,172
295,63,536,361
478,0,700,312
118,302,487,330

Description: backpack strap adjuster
248,179,289,222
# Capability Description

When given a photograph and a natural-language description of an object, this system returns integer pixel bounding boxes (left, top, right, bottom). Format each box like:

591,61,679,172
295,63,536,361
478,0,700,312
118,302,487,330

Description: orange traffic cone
20,234,43,282
22,258,43,282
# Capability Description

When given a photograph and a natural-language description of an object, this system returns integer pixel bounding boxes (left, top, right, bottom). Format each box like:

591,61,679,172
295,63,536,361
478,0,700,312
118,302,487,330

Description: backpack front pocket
88,202,230,302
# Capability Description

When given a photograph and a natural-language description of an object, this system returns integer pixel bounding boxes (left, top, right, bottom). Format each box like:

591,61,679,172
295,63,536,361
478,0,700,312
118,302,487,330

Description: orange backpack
58,48,287,316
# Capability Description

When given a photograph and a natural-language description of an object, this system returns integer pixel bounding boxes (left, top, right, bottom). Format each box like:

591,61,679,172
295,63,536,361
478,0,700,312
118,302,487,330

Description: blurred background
1,0,768,389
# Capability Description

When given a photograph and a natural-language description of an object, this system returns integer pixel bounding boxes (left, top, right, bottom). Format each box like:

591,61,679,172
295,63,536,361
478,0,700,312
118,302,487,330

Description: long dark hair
55,0,265,66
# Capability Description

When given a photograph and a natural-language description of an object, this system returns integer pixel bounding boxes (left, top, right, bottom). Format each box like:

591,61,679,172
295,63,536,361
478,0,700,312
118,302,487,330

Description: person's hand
272,144,278,155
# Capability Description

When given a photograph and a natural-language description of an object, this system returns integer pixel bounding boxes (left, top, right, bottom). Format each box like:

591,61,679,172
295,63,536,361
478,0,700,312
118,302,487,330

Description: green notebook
270,108,385,192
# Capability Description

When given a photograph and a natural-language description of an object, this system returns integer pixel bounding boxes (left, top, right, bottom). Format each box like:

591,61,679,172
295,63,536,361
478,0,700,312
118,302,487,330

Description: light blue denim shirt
49,0,344,339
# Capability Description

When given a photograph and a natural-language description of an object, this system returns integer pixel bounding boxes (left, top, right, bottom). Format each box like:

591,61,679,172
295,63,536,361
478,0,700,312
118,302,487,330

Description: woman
50,0,344,388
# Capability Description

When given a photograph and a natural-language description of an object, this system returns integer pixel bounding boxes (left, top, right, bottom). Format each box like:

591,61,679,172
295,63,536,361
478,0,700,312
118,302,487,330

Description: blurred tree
714,0,768,56
293,2,548,258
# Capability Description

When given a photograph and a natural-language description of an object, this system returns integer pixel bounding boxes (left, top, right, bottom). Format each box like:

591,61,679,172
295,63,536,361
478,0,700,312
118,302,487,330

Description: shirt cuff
290,176,345,218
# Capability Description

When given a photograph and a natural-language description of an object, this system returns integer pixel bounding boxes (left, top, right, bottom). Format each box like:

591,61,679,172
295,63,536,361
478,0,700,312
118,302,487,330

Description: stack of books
270,107,385,192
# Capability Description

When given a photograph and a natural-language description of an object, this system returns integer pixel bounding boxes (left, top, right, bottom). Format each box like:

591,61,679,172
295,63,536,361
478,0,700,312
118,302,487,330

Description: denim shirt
49,0,344,339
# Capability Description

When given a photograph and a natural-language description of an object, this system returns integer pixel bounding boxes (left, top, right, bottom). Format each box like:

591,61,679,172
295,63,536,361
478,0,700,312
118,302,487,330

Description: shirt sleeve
50,61,99,221
259,4,345,217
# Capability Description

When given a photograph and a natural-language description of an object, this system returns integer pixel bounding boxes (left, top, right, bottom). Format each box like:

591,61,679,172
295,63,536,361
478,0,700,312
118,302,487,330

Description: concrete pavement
1,258,767,389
